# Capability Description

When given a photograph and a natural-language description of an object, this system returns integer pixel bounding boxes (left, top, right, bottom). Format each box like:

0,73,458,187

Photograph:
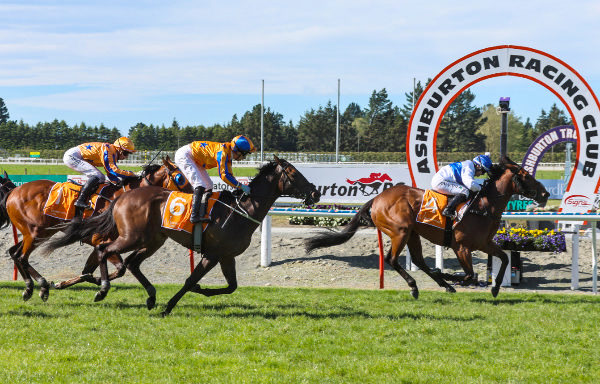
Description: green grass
0,283,598,383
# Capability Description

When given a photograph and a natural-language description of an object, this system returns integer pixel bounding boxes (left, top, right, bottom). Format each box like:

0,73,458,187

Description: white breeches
63,147,108,183
431,173,469,196
174,145,213,189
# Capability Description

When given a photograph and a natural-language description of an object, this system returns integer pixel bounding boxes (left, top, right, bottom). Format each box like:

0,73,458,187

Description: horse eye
174,174,185,186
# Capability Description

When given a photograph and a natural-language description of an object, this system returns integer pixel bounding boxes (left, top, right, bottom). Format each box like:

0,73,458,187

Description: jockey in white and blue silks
431,154,492,219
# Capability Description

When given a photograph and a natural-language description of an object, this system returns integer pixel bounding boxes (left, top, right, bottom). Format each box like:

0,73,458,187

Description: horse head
141,156,192,193
273,155,321,205
501,157,550,206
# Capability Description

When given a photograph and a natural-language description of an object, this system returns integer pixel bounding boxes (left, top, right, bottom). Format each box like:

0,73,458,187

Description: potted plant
493,227,566,253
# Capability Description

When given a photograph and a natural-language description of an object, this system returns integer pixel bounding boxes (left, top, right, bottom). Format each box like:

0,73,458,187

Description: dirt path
1,222,598,296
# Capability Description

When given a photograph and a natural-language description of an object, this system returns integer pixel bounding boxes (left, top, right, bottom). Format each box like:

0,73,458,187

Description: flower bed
493,228,566,253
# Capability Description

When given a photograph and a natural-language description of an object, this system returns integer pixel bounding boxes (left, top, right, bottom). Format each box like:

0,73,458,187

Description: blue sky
1,1,599,135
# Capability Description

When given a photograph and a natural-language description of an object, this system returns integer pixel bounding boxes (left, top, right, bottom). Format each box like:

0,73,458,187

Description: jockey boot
197,189,213,222
190,187,211,223
442,193,468,220
74,176,100,210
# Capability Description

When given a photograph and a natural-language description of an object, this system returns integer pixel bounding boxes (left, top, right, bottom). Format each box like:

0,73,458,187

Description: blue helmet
473,155,492,173
231,135,257,154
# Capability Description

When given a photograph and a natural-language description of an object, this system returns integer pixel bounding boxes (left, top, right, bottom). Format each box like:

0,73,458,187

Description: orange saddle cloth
416,189,467,229
161,191,219,234
43,181,106,220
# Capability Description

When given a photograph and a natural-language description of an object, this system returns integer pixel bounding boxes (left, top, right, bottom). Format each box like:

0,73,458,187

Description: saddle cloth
416,189,468,229
43,181,106,220
161,191,220,234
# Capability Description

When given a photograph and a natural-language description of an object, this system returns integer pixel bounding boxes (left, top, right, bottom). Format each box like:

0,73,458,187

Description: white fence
262,210,600,294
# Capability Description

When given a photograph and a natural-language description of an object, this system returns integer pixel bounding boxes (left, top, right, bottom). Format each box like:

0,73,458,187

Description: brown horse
0,156,192,301
43,156,321,315
305,156,550,298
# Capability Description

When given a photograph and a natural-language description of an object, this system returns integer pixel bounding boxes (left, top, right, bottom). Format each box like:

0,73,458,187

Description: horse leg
54,251,124,289
7,241,34,301
162,254,220,316
452,245,477,285
406,232,456,293
489,249,509,298
190,255,238,297
125,239,165,310
385,234,419,299
12,236,51,302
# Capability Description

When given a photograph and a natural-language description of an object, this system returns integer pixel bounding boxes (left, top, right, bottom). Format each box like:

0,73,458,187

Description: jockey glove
239,184,251,195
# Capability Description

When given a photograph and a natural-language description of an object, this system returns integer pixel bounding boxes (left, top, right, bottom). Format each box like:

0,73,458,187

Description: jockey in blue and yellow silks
175,135,257,223
63,137,141,210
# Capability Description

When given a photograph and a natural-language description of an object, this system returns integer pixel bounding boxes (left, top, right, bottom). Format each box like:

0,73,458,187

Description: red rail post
189,249,195,273
12,223,18,280
377,229,384,289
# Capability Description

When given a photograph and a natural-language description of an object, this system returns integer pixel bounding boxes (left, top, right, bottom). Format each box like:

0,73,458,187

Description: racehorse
43,156,321,315
0,156,192,301
305,156,550,298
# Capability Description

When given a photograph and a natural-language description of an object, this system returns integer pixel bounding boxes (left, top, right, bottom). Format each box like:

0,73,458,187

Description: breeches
174,145,213,189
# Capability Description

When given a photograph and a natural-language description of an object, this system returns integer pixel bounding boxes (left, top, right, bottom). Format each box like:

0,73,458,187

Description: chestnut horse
43,156,321,315
305,157,550,298
0,156,192,301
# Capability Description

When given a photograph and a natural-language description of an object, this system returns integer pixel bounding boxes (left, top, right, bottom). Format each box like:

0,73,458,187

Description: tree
297,102,337,151
437,89,486,153
0,98,9,124
477,104,528,155
363,89,402,151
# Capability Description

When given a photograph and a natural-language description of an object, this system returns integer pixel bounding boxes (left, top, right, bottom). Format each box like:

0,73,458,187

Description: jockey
63,137,141,209
431,154,492,220
174,135,257,223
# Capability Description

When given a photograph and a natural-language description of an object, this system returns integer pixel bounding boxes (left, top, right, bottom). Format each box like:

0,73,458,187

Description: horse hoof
147,297,156,311
161,311,170,318
94,291,107,302
446,286,456,293
22,290,33,301
410,287,419,299
491,286,500,298
39,290,50,302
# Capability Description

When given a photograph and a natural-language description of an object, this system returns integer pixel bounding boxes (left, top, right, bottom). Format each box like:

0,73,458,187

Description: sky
1,0,599,136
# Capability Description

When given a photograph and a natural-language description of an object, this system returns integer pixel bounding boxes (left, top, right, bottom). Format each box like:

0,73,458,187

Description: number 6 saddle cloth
161,191,220,234
43,181,107,220
416,189,468,229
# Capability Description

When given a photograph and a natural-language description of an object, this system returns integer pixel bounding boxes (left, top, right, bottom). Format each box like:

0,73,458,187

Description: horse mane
249,159,281,187
143,163,161,174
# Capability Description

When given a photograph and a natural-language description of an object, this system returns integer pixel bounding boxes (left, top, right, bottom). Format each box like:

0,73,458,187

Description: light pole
498,97,510,158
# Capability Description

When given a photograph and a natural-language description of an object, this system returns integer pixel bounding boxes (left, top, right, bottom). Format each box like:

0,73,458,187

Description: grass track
0,282,598,383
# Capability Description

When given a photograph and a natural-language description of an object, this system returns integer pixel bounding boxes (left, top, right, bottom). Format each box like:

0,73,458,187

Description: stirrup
442,209,456,220
74,201,92,210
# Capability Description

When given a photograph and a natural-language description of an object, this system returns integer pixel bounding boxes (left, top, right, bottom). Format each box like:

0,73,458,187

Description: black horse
44,156,321,315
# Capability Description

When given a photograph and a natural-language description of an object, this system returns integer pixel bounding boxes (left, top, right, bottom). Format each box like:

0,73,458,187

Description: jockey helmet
231,135,257,155
473,154,492,173
113,137,136,153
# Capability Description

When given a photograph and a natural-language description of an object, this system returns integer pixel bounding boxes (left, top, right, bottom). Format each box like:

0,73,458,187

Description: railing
262,210,600,294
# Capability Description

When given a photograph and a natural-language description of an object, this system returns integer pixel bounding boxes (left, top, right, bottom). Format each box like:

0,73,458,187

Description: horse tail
0,191,10,229
42,196,120,254
304,198,375,253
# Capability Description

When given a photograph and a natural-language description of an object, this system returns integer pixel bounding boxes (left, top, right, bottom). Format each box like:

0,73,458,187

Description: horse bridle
277,161,316,203
511,166,537,200
143,163,188,192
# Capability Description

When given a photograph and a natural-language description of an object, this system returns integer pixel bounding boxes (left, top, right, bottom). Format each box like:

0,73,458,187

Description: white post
592,224,598,294
435,245,444,272
491,254,511,287
571,224,580,290
261,216,272,267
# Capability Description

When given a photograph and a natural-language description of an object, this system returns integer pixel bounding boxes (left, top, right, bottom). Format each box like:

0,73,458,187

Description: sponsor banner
522,126,576,175
210,166,411,204
406,45,600,216
9,175,67,186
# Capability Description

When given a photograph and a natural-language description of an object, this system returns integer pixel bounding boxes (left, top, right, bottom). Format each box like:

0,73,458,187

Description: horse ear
3,171,7,180
273,154,281,163
165,155,171,162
